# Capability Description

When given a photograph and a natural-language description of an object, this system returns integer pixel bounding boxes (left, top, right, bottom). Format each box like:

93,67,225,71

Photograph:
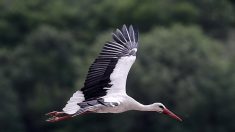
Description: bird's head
153,103,182,121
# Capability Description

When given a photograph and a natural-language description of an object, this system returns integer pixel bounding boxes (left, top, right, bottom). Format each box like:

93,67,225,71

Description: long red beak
162,108,182,121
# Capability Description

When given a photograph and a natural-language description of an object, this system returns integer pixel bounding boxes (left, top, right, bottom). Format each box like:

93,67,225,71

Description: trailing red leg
46,111,65,116
46,114,72,122
46,111,72,122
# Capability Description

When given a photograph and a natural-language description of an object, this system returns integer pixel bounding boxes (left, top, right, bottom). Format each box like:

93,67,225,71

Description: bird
46,25,182,122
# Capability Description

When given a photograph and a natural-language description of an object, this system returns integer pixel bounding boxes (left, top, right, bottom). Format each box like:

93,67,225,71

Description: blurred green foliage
0,0,235,132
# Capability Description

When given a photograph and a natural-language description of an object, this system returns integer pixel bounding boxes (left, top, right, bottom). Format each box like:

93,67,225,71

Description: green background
0,0,235,132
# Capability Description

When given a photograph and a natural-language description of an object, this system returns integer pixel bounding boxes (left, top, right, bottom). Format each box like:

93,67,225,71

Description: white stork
46,25,182,122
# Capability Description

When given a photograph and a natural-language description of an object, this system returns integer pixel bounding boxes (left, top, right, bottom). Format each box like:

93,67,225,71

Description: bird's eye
159,105,164,109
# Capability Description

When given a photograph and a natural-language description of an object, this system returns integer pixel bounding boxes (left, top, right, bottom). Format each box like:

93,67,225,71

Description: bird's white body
95,95,135,113
94,95,161,113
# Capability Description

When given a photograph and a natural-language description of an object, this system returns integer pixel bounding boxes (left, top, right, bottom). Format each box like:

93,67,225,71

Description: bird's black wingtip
121,24,138,31
112,24,139,44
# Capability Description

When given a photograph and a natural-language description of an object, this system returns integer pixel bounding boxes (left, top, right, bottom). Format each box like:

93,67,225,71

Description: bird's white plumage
102,55,136,103
63,91,84,114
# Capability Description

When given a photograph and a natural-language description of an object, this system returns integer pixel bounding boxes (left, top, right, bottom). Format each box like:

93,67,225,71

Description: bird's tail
62,91,85,114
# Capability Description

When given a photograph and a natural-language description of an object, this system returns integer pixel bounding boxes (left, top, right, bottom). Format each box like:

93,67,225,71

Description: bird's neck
132,102,156,112
127,97,156,112
137,104,156,111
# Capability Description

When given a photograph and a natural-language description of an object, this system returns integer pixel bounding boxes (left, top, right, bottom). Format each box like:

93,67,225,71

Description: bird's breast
95,95,131,113
94,103,128,113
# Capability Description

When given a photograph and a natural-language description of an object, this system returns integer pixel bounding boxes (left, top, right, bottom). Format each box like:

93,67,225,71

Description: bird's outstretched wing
81,25,139,101
62,25,139,114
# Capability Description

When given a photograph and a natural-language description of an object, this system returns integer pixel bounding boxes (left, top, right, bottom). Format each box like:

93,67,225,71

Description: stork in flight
46,25,182,122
